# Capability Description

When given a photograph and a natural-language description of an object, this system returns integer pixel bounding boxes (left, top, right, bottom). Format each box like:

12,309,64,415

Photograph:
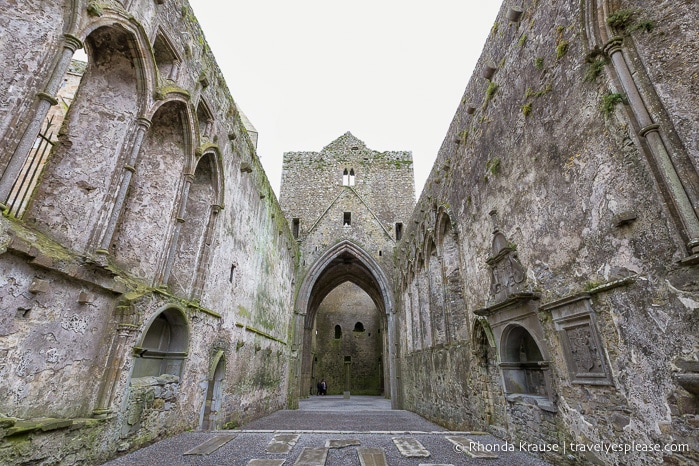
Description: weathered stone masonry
279,133,415,406
1,1,296,464
394,1,698,464
0,0,697,465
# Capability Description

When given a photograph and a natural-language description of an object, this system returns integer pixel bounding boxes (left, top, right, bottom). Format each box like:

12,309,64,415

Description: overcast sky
188,1,501,197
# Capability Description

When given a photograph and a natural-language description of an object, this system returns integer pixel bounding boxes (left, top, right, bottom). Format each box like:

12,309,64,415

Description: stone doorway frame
289,240,399,408
200,350,225,430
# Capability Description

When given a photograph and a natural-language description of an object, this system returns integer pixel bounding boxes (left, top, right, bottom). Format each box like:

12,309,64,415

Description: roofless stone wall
0,1,296,463
395,0,698,464
0,0,697,464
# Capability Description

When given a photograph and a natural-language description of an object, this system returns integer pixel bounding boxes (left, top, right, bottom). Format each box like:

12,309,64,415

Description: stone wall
0,1,296,464
313,282,383,396
280,132,415,406
395,0,698,464
1,0,697,464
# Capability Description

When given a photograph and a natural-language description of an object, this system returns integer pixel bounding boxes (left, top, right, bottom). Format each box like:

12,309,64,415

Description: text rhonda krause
458,440,690,455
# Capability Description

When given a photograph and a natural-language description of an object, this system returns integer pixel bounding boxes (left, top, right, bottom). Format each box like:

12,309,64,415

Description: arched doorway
291,241,398,407
201,353,225,430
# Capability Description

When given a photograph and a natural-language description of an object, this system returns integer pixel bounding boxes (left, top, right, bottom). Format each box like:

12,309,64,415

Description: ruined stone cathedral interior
0,1,697,465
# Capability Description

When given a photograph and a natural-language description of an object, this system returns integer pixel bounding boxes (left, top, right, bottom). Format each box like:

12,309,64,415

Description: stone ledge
1,417,105,438
2,219,129,295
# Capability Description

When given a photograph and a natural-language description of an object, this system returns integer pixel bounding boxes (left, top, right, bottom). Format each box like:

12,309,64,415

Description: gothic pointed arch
168,146,224,297
153,29,182,84
296,240,394,322
23,22,151,253
293,240,398,405
112,99,191,281
132,305,190,379
78,15,157,112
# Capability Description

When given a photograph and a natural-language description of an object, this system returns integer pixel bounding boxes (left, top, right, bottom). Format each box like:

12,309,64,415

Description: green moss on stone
486,158,501,177
556,40,569,59
483,81,499,110
607,9,634,31
584,56,607,82
601,92,627,115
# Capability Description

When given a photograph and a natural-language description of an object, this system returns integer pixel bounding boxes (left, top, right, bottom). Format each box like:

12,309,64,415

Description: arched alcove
153,31,181,83
25,25,144,252
201,352,225,430
132,307,189,379
437,211,467,340
500,325,549,398
168,151,219,296
427,238,446,345
111,99,190,280
196,99,214,140
416,254,432,348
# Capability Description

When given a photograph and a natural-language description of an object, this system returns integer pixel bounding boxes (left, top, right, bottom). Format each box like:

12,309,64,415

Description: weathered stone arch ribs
297,240,394,325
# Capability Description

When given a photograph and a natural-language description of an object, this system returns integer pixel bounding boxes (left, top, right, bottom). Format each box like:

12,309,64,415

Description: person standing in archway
319,379,327,395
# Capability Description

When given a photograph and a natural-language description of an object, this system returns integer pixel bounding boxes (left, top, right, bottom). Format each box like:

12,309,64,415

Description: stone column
95,117,152,253
191,204,221,299
343,359,351,399
300,325,314,398
93,322,139,418
0,34,83,211
159,173,193,286
605,38,699,255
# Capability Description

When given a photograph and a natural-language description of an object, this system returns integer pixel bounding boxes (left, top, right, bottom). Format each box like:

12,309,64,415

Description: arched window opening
334,325,342,339
6,59,87,218
132,308,189,379
23,25,142,254
353,322,365,332
197,99,214,140
153,31,181,83
342,168,349,186
349,168,355,186
501,325,549,398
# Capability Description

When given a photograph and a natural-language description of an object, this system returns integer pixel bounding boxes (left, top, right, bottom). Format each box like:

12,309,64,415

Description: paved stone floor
103,396,551,465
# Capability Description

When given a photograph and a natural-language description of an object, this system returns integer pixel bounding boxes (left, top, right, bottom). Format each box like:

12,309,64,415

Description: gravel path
103,396,551,465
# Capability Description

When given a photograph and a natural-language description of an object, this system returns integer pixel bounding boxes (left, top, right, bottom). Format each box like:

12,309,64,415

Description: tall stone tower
280,132,414,400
